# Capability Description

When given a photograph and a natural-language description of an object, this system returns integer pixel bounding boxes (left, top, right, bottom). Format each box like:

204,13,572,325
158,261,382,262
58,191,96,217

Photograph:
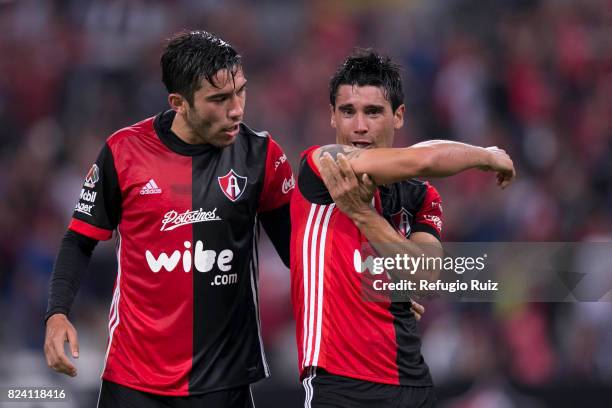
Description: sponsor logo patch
84,164,99,188
160,208,221,231
274,153,287,171
282,175,295,194
145,240,234,274
79,189,97,203
424,214,442,231
75,202,94,216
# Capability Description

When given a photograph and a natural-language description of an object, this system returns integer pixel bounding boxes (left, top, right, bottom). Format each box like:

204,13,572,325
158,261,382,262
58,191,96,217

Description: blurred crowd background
1,0,612,406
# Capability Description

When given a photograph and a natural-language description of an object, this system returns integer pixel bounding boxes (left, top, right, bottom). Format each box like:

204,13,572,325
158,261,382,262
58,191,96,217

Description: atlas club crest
218,169,247,202
390,207,412,238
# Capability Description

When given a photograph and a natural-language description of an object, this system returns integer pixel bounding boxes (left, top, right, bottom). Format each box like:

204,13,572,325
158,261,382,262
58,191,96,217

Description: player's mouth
222,124,240,137
350,140,373,149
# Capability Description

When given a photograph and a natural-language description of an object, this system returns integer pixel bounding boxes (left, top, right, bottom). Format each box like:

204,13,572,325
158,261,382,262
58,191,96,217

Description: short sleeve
296,147,335,205
257,137,295,213
412,182,443,240
68,143,121,240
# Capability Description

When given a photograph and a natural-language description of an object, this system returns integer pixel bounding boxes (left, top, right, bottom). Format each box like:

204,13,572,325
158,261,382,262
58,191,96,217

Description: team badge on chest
218,169,247,202
390,207,412,238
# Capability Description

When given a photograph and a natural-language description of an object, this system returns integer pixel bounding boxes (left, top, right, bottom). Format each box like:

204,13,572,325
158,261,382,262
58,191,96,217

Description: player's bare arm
313,141,516,187
319,153,437,317
321,153,442,267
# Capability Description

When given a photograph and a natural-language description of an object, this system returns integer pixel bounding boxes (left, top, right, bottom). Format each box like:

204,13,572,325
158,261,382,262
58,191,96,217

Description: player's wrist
349,206,378,226
46,313,68,325
476,147,494,169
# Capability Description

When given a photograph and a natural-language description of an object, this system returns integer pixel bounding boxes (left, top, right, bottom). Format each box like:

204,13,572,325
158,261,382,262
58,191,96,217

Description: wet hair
161,30,242,106
329,48,404,111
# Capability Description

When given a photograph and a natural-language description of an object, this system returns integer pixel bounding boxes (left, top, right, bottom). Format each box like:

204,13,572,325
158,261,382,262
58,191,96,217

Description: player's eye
209,95,229,103
339,107,355,116
365,107,383,116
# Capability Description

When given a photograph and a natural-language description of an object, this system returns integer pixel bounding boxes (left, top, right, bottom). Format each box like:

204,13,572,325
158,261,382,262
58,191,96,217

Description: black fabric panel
379,179,434,385
72,143,122,232
260,204,291,268
388,302,434,386
411,223,441,241
297,156,333,205
310,368,436,407
99,379,254,407
45,230,98,322
379,180,427,224
189,126,268,392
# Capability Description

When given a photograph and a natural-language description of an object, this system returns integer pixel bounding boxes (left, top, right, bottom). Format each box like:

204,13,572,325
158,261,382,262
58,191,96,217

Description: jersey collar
154,110,218,156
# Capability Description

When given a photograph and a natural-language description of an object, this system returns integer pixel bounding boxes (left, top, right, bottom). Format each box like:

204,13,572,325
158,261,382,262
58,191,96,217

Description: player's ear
330,105,337,128
168,93,187,114
393,104,405,130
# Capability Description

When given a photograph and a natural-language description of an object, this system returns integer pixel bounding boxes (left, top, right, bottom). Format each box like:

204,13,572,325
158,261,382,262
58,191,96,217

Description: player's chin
213,133,238,147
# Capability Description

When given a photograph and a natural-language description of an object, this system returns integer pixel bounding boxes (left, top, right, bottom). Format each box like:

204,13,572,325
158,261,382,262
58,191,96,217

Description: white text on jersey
145,241,234,273
160,208,221,232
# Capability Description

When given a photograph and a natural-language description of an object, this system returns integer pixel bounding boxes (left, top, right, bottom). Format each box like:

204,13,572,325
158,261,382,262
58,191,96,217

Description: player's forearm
45,231,97,323
409,140,492,177
351,210,440,282
350,141,492,185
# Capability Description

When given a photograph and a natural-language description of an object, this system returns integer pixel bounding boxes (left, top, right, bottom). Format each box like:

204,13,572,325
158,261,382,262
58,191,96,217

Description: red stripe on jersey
69,218,113,241
301,203,335,368
291,148,404,385
101,119,194,395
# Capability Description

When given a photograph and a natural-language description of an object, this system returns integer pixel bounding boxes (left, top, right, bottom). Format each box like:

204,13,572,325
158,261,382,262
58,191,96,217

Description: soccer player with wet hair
44,30,295,408
292,49,515,407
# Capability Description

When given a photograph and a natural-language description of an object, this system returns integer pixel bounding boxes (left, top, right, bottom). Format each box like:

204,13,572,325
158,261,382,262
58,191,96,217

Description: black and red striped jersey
290,146,442,386
69,110,294,395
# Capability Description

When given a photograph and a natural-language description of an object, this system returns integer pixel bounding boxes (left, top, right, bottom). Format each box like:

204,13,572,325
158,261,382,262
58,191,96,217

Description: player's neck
171,113,206,145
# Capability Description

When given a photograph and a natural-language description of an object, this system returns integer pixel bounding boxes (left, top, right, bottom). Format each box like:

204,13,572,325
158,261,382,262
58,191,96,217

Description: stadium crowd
1,0,611,406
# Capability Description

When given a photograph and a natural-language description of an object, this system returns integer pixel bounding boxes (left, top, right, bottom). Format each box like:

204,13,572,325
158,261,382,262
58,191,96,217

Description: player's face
330,85,404,149
185,68,247,147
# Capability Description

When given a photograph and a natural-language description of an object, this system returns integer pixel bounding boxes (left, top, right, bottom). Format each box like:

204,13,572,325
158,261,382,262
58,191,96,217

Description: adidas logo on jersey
140,179,162,195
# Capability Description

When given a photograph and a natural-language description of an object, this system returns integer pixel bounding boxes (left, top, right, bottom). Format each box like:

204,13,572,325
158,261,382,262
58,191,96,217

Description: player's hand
44,314,79,377
320,152,376,218
410,300,425,321
479,147,516,189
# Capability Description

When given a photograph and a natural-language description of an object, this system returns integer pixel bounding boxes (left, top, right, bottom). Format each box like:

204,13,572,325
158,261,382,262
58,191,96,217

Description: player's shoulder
237,122,273,151
300,145,320,159
240,122,270,140
106,115,156,148
393,179,439,195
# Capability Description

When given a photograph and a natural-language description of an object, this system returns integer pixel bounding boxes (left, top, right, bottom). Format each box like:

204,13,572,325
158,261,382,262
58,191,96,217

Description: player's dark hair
329,48,404,111
161,30,242,106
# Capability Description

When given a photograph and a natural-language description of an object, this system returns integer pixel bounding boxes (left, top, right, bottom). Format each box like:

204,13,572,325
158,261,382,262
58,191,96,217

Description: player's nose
354,113,368,134
228,95,244,120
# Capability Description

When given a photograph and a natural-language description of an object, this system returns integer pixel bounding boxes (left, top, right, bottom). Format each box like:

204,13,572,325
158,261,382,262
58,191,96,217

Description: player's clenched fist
44,314,79,377
479,146,516,189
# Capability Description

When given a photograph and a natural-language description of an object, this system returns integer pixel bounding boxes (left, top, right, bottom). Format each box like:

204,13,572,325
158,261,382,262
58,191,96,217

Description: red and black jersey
69,110,294,396
290,146,442,386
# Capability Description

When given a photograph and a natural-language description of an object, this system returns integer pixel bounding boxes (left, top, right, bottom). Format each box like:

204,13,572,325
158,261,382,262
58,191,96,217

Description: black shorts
97,380,255,408
302,368,437,408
